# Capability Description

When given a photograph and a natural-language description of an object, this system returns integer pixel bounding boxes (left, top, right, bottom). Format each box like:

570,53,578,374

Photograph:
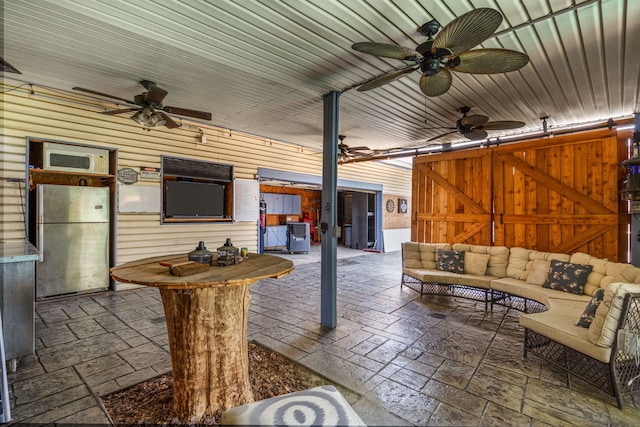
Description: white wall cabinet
262,193,301,215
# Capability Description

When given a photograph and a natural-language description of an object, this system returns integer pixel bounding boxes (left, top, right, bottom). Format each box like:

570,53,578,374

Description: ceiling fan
351,8,529,97
73,80,212,129
426,106,526,141
338,135,372,162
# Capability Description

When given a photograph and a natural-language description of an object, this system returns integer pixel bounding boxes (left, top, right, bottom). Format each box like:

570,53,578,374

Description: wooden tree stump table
110,253,294,423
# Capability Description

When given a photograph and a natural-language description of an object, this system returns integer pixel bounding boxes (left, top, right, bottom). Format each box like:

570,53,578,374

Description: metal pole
320,91,340,328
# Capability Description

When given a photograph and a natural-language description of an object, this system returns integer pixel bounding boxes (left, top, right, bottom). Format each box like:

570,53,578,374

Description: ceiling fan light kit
131,108,166,128
73,80,212,129
351,8,530,97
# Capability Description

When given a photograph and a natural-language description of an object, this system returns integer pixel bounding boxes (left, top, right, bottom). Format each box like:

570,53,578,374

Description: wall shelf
28,168,114,190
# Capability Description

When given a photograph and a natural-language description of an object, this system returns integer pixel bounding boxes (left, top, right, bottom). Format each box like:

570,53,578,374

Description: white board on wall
382,228,411,252
118,184,161,213
233,179,259,222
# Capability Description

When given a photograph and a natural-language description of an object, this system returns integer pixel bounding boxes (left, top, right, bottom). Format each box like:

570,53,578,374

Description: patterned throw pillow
577,288,605,328
437,249,465,274
542,260,593,295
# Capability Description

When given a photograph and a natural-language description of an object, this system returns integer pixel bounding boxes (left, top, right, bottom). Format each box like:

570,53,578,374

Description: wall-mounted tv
165,180,225,218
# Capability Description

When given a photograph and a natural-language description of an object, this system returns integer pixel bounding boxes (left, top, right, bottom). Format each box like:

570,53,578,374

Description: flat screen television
165,180,225,218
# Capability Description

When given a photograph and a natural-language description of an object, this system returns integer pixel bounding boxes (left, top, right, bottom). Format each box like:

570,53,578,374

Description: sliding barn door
411,130,626,261
412,149,493,244
492,132,620,259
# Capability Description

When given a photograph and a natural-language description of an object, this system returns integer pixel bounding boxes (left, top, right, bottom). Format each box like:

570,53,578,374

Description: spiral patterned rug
222,385,365,426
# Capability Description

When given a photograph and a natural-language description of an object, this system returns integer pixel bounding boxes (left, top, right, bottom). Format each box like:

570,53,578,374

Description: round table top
110,253,294,290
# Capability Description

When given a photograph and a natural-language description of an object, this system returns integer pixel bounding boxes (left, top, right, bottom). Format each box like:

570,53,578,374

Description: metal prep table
0,242,40,371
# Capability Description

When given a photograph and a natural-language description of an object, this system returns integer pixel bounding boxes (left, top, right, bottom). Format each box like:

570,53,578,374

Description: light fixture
150,111,166,127
131,108,165,127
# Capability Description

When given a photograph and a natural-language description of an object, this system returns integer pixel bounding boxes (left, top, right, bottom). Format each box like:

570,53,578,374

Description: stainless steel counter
0,242,41,264
0,241,39,369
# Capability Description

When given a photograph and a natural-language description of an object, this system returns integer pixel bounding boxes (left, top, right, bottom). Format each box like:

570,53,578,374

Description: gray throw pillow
437,249,465,274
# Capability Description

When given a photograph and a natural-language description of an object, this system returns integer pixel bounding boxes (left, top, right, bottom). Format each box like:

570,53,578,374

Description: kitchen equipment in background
42,142,109,174
287,222,310,254
0,242,39,370
36,184,110,299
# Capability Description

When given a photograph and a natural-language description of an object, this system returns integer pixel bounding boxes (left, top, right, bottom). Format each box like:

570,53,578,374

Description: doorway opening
338,191,376,250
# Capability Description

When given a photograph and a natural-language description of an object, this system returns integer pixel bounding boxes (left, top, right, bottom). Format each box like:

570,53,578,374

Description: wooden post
160,285,253,422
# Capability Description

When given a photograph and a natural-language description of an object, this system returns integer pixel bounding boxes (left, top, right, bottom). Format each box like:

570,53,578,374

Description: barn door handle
500,213,503,224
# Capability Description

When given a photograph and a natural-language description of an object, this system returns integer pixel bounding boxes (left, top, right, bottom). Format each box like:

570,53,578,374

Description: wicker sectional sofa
401,242,640,408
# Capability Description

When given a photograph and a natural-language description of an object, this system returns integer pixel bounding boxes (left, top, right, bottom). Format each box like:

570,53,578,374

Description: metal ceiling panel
2,0,637,162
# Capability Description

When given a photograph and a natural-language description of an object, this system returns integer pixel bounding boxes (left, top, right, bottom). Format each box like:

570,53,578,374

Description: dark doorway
338,191,376,249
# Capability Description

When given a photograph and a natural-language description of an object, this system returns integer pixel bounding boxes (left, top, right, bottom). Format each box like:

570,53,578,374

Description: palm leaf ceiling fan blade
432,8,502,56
419,67,452,97
480,120,526,130
454,49,530,74
358,65,418,91
460,114,489,127
351,42,423,60
465,129,488,140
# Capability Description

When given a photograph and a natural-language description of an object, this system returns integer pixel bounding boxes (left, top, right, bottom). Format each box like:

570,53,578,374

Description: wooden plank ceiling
2,0,638,165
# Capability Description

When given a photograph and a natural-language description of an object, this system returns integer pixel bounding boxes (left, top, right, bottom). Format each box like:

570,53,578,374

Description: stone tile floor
6,249,640,425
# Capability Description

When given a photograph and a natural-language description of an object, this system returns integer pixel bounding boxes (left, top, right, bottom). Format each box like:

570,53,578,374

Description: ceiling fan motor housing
419,19,441,37
421,58,441,76
456,119,471,135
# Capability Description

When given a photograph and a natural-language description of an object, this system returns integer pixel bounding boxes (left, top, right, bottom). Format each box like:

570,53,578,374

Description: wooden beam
452,222,490,243
550,226,612,254
416,164,488,214
415,213,491,223
496,152,614,214
500,214,618,225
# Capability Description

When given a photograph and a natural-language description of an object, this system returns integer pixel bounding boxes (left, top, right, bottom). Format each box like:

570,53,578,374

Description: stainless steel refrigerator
36,184,110,299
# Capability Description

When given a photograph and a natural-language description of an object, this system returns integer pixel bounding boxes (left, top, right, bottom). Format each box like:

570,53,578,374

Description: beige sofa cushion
506,247,570,280
402,242,452,269
403,267,495,289
588,282,640,347
463,252,490,276
491,278,591,305
526,259,550,286
452,243,509,277
520,298,612,363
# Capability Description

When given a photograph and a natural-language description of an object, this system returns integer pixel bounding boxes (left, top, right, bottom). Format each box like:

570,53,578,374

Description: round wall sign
117,167,139,185
386,199,395,213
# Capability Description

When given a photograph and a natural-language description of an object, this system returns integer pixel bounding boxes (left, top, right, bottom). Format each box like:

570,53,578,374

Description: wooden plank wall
411,127,633,261
1,83,412,263
412,149,493,244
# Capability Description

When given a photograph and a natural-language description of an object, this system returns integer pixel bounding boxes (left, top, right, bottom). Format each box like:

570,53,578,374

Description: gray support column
320,91,340,328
